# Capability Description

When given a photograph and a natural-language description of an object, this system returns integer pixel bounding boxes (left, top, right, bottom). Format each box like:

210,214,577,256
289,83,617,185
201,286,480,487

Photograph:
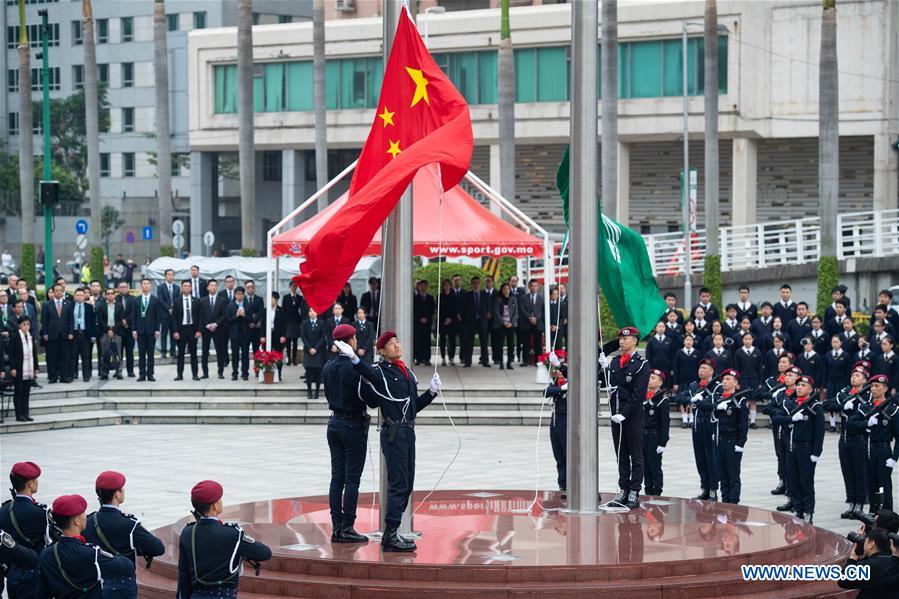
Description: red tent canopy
271,165,543,259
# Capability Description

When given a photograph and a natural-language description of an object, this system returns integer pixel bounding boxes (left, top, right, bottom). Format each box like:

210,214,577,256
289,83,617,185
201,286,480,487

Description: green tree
100,205,124,253
0,149,83,208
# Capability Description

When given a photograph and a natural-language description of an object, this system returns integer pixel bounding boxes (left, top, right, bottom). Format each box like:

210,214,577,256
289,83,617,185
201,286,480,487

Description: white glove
691,393,703,404
549,351,561,367
791,411,804,422
843,400,855,411
868,415,879,428
598,352,609,369
611,414,625,424
887,458,897,469
810,455,819,463
429,372,441,394
716,401,729,411
734,446,744,453
656,446,666,454
334,340,356,360
560,382,568,391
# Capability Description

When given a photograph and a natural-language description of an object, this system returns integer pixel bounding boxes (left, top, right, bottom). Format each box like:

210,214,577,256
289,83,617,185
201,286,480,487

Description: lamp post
38,8,53,285
423,5,445,49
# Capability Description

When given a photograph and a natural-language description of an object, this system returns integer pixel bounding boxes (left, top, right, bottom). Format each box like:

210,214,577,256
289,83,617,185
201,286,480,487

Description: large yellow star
405,67,430,107
387,140,402,159
378,106,395,127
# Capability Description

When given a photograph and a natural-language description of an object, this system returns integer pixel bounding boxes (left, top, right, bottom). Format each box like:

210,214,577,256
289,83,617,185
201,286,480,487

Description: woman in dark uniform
301,307,327,398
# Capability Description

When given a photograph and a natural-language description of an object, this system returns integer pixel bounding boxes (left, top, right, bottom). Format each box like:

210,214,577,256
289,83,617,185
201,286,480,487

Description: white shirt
744,347,753,356
181,295,192,325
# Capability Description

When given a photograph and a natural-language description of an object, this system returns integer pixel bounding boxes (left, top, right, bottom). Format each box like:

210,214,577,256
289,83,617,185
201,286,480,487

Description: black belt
869,441,892,447
383,417,413,443
331,411,368,421
791,442,813,449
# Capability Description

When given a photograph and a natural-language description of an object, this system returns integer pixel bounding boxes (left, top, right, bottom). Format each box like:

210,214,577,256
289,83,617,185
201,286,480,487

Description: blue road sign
142,226,153,240
75,219,88,235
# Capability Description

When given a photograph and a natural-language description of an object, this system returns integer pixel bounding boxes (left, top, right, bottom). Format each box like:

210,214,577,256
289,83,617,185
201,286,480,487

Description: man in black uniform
83,471,165,598
0,462,53,599
823,364,870,517
116,281,136,378
852,374,899,512
36,494,133,599
683,358,722,502
605,326,650,509
199,280,227,380
0,528,38,598
642,369,670,497
708,369,749,504
177,481,272,599
335,330,441,552
546,351,568,495
321,323,371,544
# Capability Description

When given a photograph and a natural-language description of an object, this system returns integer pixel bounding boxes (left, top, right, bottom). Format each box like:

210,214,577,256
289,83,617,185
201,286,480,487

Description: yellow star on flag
405,67,430,107
387,140,402,159
378,106,395,127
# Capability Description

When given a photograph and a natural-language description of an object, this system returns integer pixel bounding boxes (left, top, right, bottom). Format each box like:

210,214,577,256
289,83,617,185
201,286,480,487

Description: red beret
786,366,802,376
11,462,41,480
52,494,87,518
851,365,869,376
95,471,126,492
784,352,796,362
618,326,640,338
797,375,815,387
331,323,356,342
869,374,890,386
722,369,740,380
191,480,223,504
376,330,398,350
699,358,717,369
853,360,873,371
649,369,666,381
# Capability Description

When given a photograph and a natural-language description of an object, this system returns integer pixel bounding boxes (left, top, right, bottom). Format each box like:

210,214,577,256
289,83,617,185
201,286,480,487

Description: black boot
331,523,343,543
335,525,368,544
840,504,856,519
314,383,321,399
776,498,794,512
381,526,415,552
693,489,710,500
625,490,640,510
770,481,786,495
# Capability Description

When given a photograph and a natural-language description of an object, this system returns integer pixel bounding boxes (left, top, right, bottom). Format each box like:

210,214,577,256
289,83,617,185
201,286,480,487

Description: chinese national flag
294,9,473,313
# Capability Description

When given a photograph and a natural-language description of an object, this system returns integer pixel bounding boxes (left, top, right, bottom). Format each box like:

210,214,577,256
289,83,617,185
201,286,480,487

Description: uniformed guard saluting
823,364,871,517
334,330,441,552
642,369,670,497
82,471,165,598
0,461,54,599
177,480,272,599
321,323,371,544
708,369,749,504
35,494,133,599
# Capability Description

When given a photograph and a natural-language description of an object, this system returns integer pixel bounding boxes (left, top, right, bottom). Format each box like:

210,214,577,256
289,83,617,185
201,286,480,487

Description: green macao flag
556,147,666,338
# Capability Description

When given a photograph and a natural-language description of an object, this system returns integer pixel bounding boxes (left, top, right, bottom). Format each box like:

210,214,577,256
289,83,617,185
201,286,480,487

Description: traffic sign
142,226,153,241
76,234,87,250
126,230,135,245
172,234,185,249
203,231,215,248
172,220,185,235
75,219,88,235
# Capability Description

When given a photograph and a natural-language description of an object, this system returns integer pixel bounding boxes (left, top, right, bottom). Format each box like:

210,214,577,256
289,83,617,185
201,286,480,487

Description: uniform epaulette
1,530,16,548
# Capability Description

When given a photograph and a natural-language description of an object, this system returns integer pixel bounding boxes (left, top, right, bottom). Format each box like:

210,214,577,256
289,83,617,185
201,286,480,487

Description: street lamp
423,6,445,49
681,20,727,309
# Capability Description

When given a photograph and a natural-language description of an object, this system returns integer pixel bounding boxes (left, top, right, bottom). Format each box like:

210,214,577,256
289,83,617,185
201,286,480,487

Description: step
0,410,122,434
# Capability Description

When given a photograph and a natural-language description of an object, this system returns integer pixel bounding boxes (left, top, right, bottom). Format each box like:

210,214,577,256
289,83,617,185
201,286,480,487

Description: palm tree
237,0,255,250
497,0,515,205
154,0,172,247
17,0,34,248
83,0,101,248
819,0,838,258
313,0,328,212
703,1,719,260
601,0,617,219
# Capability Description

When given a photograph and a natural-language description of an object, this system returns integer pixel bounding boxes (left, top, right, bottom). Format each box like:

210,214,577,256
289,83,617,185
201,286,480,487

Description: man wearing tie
97,288,124,380
68,288,95,382
412,280,434,366
116,281,136,377
360,277,381,329
460,276,489,368
226,286,251,380
171,280,201,381
189,265,208,300
41,284,73,383
200,279,228,379
244,280,263,354
132,278,160,382
517,280,544,367
156,269,177,358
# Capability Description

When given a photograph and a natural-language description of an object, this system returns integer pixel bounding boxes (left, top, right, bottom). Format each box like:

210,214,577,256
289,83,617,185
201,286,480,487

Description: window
30,67,60,91
5,0,60,4
100,153,110,177
263,63,285,112
7,23,59,49
618,36,728,98
72,20,82,45
252,12,260,25
32,120,41,135
193,12,206,29
332,56,383,110
122,62,134,88
167,14,178,32
213,64,237,114
171,154,185,177
122,153,135,177
7,69,17,93
96,18,108,44
122,107,134,132
8,112,18,136
121,17,133,42
286,62,313,111
278,15,292,24
433,51,497,104
514,47,567,102
263,151,282,181
72,64,83,90
98,63,109,84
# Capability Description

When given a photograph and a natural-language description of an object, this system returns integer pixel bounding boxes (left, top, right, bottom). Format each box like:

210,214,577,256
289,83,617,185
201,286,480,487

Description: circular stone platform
139,490,853,598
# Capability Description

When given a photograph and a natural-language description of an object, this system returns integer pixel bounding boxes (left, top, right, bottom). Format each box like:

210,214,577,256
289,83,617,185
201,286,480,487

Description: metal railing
642,208,899,276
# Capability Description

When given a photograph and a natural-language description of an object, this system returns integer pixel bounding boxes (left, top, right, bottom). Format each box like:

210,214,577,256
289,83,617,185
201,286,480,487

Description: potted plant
253,350,283,384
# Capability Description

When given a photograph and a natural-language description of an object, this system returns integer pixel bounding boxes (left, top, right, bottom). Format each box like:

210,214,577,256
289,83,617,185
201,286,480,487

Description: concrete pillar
281,149,302,229
488,143,502,215
617,141,630,225
731,137,758,226
189,151,215,254
873,132,899,211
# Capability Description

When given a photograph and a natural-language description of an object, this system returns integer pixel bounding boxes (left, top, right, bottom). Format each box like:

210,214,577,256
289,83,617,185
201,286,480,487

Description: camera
847,531,866,544
849,510,876,532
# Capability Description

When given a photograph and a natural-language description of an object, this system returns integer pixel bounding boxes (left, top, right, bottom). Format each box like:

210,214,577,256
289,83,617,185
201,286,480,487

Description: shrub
90,245,104,287
19,243,36,292
703,254,723,310
159,245,176,258
240,247,257,257
816,256,839,316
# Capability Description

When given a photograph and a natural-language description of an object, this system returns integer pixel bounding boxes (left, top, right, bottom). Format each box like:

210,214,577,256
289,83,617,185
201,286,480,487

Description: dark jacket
413,292,435,325
772,300,797,323
750,316,774,341
645,335,675,379
282,292,306,338
796,351,824,390
643,390,670,446
0,495,52,552
177,519,271,598
322,355,368,414
8,329,39,379
171,294,201,332
115,294,135,335
672,348,700,389
300,318,327,369
357,360,436,423
354,318,375,360
491,294,518,329
606,352,650,420
710,389,749,447
96,300,125,337
66,301,96,339
226,300,252,342
823,350,851,393
785,317,813,354
460,289,489,330
131,294,159,336
41,298,72,340
733,346,763,391
83,506,165,568
36,536,133,599
156,281,178,322
199,293,227,334
360,289,380,320
518,292,544,329
838,553,899,598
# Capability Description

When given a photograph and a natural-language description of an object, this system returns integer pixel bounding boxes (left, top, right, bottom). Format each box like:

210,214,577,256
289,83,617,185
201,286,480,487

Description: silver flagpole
567,0,599,513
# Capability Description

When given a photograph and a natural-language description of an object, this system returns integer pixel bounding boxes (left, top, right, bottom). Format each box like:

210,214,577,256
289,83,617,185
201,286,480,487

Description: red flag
294,9,473,313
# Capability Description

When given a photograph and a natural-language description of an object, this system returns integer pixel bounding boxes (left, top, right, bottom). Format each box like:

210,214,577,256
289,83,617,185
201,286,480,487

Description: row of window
6,23,59,48
7,67,60,92
213,37,728,114
5,0,58,5
8,61,137,93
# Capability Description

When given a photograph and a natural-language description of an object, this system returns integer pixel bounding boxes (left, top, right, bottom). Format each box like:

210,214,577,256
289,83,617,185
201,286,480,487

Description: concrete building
0,0,310,262
186,0,899,255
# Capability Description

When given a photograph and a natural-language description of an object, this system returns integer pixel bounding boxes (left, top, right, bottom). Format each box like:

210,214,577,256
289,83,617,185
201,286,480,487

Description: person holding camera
838,527,899,598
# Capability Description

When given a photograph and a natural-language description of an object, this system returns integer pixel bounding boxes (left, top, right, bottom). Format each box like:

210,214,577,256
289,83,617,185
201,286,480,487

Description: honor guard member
546,352,568,496
0,527,38,598
775,375,825,523
708,369,749,504
177,481,272,599
82,471,165,598
762,362,799,508
0,462,53,599
851,375,899,512
36,494,133,599
682,358,722,502
321,323,371,545
335,330,441,552
824,365,871,517
604,326,650,510
642,369,670,497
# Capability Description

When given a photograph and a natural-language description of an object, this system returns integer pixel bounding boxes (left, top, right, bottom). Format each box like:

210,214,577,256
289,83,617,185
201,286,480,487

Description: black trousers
327,416,369,528
120,330,135,374
137,333,156,377
45,338,68,381
839,436,867,504
787,444,817,514
492,326,515,364
230,337,250,377
249,327,262,354
438,322,458,360
715,437,743,504
549,411,567,490
611,410,644,492
381,425,416,528
772,426,786,483
867,443,894,511
13,377,31,419
692,419,719,491
642,431,663,496
413,320,431,363
158,318,174,355
461,321,489,366
519,323,540,364
202,330,228,376
175,327,199,376
71,331,92,379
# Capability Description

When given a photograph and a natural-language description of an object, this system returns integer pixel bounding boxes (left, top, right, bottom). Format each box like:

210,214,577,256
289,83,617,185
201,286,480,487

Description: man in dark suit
243,280,263,355
460,276,489,367
360,277,381,327
735,285,758,323
41,283,72,383
200,279,228,379
786,302,813,355
171,280,201,381
132,277,160,382
116,281,136,377
509,275,526,361
517,279,544,366
68,288,95,382
156,268,177,358
772,284,798,323
188,265,208,300
226,286,252,380
412,280,434,366
282,281,306,365
96,288,124,380
690,287,720,323
484,276,499,347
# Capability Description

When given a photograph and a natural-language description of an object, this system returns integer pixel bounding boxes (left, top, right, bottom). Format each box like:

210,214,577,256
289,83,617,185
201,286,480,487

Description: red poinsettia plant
537,349,567,370
253,350,284,373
